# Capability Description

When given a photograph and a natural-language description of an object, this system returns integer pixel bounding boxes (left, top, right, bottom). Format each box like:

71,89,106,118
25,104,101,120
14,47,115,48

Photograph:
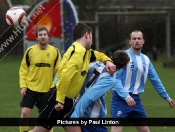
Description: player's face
85,32,93,50
36,30,49,45
129,31,144,51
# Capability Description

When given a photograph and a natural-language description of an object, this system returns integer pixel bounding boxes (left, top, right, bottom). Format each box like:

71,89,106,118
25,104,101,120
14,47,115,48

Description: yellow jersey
19,44,61,92
56,42,111,104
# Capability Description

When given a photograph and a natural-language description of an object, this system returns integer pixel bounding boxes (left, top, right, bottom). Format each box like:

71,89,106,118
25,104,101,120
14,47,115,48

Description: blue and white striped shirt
114,49,169,100
71,61,116,118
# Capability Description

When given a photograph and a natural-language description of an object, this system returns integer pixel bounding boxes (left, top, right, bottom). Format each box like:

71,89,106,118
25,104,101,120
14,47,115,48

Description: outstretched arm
148,62,175,108
71,76,116,118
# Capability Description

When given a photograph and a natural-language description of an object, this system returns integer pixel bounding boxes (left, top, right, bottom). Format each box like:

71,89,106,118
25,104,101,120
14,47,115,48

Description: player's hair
73,23,92,41
112,50,130,69
130,30,144,39
35,27,49,37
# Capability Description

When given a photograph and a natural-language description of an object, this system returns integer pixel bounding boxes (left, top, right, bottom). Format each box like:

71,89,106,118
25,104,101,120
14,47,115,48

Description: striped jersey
71,61,116,118
113,49,169,100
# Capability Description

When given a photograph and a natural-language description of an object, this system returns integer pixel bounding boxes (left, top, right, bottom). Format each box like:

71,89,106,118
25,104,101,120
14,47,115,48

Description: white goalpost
81,11,171,60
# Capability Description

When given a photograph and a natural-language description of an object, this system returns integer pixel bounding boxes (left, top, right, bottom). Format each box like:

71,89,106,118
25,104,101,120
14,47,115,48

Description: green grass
0,55,175,131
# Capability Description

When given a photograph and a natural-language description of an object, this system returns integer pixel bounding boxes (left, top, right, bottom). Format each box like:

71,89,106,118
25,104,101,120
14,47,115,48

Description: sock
19,126,29,132
50,128,54,132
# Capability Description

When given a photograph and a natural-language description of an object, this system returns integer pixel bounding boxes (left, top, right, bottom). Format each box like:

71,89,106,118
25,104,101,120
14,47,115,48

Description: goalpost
81,11,171,60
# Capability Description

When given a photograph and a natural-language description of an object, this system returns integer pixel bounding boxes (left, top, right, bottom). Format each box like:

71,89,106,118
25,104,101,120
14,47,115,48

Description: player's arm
148,62,170,99
92,50,116,75
92,50,112,63
19,49,30,96
148,62,175,108
51,49,61,88
71,76,116,118
19,50,30,88
114,69,136,107
53,48,61,78
114,69,129,99
148,62,172,97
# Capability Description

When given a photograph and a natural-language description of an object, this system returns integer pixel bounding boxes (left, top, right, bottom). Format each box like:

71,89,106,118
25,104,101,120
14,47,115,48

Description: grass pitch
0,55,174,132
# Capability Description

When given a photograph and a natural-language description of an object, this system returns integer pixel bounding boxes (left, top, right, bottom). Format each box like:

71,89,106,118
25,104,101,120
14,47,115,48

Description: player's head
35,27,49,45
73,23,92,49
129,30,145,51
111,50,130,70
35,27,49,37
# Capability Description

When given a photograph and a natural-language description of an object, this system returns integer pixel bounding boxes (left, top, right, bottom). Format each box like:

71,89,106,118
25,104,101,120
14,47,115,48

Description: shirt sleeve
148,62,170,100
56,47,83,104
54,49,61,75
113,69,130,100
71,76,116,118
93,50,112,63
52,49,61,86
19,49,29,88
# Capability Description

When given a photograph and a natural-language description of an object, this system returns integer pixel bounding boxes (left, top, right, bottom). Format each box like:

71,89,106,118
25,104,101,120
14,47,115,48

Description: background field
0,54,175,132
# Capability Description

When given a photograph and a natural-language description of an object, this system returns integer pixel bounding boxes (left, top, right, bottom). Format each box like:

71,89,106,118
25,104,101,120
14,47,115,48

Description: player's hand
105,61,116,76
126,97,136,107
21,88,27,96
55,102,64,111
167,98,175,108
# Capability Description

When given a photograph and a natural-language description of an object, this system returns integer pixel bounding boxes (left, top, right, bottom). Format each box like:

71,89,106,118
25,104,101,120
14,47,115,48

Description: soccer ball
5,7,27,27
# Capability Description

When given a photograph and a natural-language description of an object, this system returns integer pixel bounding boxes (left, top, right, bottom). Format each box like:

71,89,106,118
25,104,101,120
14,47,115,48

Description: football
5,7,27,27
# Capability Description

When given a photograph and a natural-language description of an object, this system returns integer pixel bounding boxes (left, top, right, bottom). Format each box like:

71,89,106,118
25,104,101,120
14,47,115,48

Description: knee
144,128,150,132
111,126,122,132
21,108,31,118
137,127,150,132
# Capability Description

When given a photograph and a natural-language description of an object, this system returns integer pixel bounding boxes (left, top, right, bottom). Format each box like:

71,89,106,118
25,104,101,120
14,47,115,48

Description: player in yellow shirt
19,27,61,132
31,23,116,132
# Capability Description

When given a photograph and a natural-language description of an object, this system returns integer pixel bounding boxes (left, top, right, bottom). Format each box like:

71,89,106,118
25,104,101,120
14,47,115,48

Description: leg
64,126,82,132
111,91,131,132
19,88,45,132
111,126,123,132
28,126,53,132
21,107,31,118
136,126,150,132
81,126,107,132
19,107,31,132
32,126,50,132
129,95,150,132
33,89,74,132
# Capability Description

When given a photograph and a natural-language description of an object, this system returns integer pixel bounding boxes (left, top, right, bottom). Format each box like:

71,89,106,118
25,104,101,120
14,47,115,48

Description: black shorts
20,88,46,109
36,87,75,130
